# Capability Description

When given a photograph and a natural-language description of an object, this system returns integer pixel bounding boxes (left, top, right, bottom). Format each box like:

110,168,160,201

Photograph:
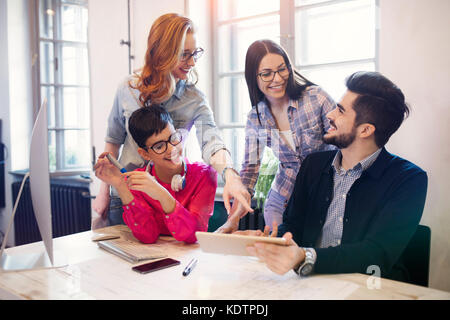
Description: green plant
253,147,279,210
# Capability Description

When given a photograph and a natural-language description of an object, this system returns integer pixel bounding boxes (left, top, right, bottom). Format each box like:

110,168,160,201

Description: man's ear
359,123,376,139
138,148,152,161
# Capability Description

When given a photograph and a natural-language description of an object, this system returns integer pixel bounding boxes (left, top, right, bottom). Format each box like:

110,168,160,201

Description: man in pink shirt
94,106,217,244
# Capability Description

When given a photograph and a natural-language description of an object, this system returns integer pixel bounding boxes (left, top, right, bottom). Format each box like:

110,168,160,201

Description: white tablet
195,231,287,256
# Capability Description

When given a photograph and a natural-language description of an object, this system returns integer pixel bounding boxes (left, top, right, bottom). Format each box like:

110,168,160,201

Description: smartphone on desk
132,258,180,274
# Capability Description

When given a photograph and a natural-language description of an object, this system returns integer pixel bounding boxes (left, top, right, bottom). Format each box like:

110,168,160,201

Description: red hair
131,13,196,105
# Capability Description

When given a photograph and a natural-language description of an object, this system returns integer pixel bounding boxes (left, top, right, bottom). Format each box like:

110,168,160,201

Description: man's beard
322,127,357,149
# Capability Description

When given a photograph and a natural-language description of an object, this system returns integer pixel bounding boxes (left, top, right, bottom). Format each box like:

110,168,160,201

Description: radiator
12,179,92,246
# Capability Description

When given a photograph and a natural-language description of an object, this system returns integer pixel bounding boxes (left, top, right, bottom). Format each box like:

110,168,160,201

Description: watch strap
221,166,239,183
294,247,316,277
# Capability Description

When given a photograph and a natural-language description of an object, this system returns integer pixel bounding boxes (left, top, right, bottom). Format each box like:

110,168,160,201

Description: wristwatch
221,166,239,183
294,248,317,277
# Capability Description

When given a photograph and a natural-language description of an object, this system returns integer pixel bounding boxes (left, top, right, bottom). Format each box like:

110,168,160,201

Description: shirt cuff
202,142,229,165
105,136,124,145
162,200,198,243
122,197,152,227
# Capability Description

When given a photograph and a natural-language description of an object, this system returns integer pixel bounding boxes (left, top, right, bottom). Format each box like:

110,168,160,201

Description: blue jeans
263,189,288,229
108,196,126,226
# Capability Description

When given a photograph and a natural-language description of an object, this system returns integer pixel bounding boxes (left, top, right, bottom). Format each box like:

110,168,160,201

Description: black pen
182,258,197,276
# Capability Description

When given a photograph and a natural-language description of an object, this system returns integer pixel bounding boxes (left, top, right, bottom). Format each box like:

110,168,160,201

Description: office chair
401,225,431,287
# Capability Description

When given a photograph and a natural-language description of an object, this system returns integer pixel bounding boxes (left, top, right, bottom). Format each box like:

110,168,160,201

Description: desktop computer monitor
0,99,66,271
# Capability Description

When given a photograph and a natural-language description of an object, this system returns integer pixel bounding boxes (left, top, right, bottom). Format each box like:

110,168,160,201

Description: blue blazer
278,148,428,281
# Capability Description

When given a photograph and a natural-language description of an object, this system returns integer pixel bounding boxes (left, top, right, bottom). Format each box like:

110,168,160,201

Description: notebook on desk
97,238,167,263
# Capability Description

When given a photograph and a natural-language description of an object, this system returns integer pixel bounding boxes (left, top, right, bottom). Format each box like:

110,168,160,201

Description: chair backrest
401,225,431,287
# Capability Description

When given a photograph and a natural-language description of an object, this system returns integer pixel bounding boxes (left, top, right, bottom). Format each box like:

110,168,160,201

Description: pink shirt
122,162,217,244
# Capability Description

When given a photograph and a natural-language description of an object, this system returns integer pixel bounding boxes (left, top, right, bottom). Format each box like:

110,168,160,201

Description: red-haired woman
93,13,251,227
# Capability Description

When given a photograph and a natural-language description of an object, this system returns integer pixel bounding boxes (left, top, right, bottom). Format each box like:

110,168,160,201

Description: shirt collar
259,97,297,110
290,99,298,109
332,148,382,174
359,148,383,171
132,74,186,103
257,98,297,126
173,79,186,100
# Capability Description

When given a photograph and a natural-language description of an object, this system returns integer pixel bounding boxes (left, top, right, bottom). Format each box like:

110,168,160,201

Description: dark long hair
244,39,314,125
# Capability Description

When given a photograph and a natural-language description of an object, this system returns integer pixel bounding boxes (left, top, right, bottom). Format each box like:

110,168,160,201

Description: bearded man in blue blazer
247,71,428,283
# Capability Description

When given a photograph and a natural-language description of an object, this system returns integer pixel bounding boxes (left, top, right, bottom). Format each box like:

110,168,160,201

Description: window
37,0,90,172
213,0,377,173
213,0,281,180
294,0,377,99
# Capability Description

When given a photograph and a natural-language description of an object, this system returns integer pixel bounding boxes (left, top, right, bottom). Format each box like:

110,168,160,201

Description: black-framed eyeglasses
257,66,290,82
146,131,183,154
180,48,204,62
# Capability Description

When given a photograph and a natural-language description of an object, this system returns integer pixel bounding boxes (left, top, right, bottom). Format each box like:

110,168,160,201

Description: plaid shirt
240,86,336,199
316,148,382,248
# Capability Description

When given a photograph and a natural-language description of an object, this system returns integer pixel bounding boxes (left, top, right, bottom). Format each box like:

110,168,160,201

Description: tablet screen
195,232,287,256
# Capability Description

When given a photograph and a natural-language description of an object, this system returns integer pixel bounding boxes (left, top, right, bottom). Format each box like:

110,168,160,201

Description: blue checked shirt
240,86,337,199
316,148,382,248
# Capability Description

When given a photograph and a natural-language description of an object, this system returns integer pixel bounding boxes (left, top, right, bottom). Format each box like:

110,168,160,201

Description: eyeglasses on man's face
257,66,290,82
180,48,204,62
146,130,183,154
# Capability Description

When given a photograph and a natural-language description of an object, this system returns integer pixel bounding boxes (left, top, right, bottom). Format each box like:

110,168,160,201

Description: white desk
1,225,449,300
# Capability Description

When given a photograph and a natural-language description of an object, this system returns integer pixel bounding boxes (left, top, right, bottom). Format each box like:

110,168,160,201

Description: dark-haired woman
219,40,336,233
94,106,217,244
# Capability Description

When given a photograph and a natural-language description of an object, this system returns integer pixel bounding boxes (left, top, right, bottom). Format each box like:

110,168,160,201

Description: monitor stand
0,99,68,273
0,250,67,272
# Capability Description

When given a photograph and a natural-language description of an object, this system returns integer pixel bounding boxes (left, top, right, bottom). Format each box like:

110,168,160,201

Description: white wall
88,0,130,207
0,0,35,247
184,0,213,162
6,0,34,173
187,0,213,100
0,0,12,245
130,0,185,71
379,0,450,291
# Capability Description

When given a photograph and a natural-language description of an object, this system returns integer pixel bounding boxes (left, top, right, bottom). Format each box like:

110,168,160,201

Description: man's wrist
293,248,306,271
294,248,317,277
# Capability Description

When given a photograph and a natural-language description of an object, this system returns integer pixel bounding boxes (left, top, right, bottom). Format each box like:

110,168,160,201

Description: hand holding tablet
195,231,287,256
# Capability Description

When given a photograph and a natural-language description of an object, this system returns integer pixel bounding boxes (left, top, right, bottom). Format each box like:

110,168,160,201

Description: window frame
33,0,91,175
293,0,379,77
212,1,282,169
